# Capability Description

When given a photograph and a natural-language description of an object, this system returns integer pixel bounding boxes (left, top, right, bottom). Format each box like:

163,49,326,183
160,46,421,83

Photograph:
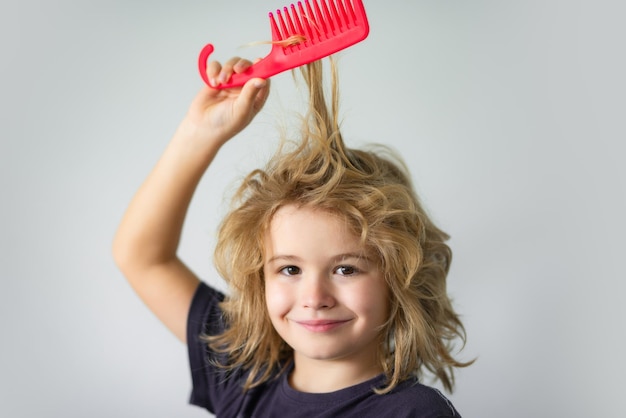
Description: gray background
1,1,624,417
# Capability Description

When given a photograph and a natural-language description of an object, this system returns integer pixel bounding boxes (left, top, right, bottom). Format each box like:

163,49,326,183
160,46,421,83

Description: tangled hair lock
206,59,473,394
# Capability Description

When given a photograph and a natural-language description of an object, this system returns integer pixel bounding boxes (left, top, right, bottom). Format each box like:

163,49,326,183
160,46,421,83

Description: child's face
263,204,389,370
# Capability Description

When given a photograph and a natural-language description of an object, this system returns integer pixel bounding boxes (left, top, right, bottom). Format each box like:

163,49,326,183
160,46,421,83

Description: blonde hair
207,59,472,394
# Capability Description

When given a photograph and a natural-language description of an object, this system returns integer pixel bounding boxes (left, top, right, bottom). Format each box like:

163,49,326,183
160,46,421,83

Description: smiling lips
294,319,351,333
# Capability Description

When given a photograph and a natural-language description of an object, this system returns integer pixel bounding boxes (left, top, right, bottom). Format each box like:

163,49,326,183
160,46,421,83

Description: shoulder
187,281,226,337
368,379,461,418
187,282,235,412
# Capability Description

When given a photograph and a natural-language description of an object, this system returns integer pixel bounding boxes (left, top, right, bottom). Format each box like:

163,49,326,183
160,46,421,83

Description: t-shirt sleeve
186,283,255,416
186,282,228,411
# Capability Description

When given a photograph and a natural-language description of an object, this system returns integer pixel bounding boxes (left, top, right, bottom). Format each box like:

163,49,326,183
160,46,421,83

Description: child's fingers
235,78,270,117
252,78,271,112
207,57,257,87
233,58,254,74
218,56,245,85
206,61,222,87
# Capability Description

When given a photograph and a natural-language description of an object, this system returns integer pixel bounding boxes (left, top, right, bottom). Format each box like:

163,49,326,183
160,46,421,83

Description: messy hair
207,59,472,394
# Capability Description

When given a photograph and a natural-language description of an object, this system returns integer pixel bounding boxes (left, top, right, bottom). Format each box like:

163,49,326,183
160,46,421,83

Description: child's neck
288,354,383,393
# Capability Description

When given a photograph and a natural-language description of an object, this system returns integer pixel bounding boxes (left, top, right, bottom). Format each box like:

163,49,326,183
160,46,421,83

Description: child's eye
334,265,359,276
280,265,301,276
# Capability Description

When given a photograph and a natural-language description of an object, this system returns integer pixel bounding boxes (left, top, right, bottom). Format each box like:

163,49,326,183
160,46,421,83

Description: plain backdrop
1,1,624,417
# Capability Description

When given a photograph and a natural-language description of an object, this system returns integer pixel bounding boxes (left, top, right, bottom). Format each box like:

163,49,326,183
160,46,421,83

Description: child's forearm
112,118,222,276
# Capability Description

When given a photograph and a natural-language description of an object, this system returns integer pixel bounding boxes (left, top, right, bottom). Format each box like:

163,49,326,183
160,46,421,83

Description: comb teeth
269,0,361,52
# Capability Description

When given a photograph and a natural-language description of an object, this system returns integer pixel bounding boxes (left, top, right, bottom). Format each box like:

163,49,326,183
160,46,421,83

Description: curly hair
206,59,472,394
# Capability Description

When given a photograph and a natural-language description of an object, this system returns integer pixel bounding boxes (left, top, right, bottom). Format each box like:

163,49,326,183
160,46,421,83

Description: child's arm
112,58,270,343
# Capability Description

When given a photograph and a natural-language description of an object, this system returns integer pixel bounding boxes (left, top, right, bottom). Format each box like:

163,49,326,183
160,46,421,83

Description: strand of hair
290,4,306,40
320,0,334,33
304,1,322,43
282,7,297,37
272,0,359,46
276,9,291,41
336,0,350,29
296,1,314,43
276,6,308,49
328,0,343,31
311,0,328,37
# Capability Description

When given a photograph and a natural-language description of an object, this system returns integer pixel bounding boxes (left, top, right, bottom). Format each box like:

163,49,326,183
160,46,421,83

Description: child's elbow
111,231,135,276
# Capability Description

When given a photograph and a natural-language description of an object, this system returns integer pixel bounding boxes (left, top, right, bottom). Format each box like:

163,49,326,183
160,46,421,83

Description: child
113,56,471,417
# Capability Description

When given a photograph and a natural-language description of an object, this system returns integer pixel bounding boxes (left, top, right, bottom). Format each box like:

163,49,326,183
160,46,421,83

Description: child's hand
184,57,270,146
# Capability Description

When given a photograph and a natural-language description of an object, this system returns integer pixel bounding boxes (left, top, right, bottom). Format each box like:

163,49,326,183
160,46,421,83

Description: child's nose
301,275,335,309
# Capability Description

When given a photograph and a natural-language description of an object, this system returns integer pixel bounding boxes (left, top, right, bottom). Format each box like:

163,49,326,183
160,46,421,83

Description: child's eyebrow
333,252,371,263
266,255,303,264
265,252,371,264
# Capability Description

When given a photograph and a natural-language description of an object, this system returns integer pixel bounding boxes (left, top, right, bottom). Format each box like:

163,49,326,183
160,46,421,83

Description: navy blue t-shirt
187,282,462,417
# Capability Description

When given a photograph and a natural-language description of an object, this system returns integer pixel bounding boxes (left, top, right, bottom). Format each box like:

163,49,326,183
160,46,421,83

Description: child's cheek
265,279,294,319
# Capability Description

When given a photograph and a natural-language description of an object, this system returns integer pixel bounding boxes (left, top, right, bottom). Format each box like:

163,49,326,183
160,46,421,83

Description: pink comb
198,0,369,89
